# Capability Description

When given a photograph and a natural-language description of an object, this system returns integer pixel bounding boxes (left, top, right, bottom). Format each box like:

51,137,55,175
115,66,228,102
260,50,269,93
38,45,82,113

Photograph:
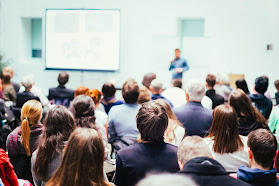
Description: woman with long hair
2,72,17,103
204,105,249,172
229,89,267,136
235,78,250,95
155,99,185,146
46,128,111,186
6,100,43,182
31,106,76,186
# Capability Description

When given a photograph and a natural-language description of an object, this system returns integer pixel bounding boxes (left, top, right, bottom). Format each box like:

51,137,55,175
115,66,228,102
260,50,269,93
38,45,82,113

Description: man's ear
248,148,253,159
185,91,189,102
178,161,184,170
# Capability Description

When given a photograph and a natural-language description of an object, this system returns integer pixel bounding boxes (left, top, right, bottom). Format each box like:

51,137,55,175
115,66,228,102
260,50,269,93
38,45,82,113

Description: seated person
48,71,74,107
16,76,40,108
268,106,279,135
138,86,151,104
2,66,20,93
142,72,156,89
101,82,124,114
250,76,272,119
214,73,232,102
149,79,173,108
177,136,250,186
74,86,89,97
236,78,250,95
205,74,225,109
115,100,179,186
237,129,279,185
2,72,16,103
174,79,213,137
274,80,279,105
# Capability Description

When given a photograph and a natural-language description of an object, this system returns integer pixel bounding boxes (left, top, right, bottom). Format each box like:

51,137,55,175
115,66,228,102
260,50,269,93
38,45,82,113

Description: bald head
3,66,14,78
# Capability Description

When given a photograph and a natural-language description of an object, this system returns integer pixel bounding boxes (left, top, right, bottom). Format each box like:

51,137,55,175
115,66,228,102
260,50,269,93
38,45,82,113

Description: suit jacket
12,82,20,93
206,89,225,109
174,102,213,137
48,85,75,107
16,91,40,108
178,157,251,186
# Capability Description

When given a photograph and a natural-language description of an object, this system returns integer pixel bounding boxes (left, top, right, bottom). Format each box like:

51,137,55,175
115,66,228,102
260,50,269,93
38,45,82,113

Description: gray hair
186,79,206,102
216,73,230,85
150,79,162,91
136,173,197,186
21,74,34,90
178,136,212,165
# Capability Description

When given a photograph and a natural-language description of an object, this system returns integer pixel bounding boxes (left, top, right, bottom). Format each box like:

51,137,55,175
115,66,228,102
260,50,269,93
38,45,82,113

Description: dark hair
34,106,76,181
88,89,102,105
1,71,11,85
69,95,96,128
172,79,182,88
248,129,277,169
102,82,116,98
137,100,168,142
255,77,268,94
207,105,243,154
122,79,140,103
175,48,180,52
206,74,216,88
229,89,267,127
274,80,279,89
46,128,109,186
74,86,89,97
142,73,156,88
58,71,69,85
235,78,250,94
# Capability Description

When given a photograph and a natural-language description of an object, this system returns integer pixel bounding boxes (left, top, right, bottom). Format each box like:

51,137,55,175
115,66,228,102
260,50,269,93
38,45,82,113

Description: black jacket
238,117,268,136
206,89,225,109
48,85,74,107
250,93,272,119
16,91,40,108
178,157,251,186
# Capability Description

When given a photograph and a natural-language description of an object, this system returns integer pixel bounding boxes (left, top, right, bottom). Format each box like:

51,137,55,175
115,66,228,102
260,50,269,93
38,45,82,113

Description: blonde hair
21,100,42,156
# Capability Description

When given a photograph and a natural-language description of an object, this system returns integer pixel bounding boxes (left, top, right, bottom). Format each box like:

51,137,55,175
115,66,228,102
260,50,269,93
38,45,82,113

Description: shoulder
118,143,140,157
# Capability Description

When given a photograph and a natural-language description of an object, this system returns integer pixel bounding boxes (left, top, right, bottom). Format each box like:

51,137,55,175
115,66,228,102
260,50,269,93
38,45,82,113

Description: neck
250,161,270,171
188,100,201,103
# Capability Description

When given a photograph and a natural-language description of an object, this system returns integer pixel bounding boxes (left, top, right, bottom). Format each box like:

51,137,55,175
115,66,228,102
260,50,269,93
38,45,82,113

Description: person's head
229,89,266,125
254,76,268,94
34,106,76,181
58,71,69,85
137,100,168,142
274,80,279,92
175,48,180,58
154,99,178,121
3,66,14,78
138,86,151,104
122,78,140,104
21,74,34,91
216,73,230,86
69,95,96,128
177,136,212,169
235,78,250,94
149,79,163,95
185,79,206,102
46,128,108,186
142,73,156,88
206,74,216,89
74,86,89,97
136,174,197,186
172,79,182,88
248,129,277,170
1,71,11,85
208,105,243,154
20,100,43,156
102,82,116,98
87,89,102,108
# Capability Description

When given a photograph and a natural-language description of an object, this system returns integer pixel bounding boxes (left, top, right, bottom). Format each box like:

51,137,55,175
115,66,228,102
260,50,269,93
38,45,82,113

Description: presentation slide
45,9,120,71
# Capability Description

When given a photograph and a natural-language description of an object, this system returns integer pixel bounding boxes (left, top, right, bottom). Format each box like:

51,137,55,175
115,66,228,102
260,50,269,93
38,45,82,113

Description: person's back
206,74,225,109
150,79,173,108
16,91,40,108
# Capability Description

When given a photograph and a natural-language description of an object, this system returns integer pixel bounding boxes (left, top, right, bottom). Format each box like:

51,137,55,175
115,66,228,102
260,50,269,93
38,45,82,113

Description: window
180,19,204,37
31,19,42,58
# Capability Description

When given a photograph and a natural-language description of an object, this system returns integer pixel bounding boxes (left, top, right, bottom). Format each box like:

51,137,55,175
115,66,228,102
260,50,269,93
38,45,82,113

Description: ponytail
21,118,31,156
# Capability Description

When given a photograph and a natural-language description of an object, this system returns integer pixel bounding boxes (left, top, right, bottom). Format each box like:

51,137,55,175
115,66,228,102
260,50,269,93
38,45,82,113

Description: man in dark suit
174,79,213,137
205,74,224,109
48,71,74,107
177,136,251,186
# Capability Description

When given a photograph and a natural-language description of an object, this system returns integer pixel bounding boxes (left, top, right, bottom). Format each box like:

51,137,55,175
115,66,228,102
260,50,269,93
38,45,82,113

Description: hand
175,68,183,73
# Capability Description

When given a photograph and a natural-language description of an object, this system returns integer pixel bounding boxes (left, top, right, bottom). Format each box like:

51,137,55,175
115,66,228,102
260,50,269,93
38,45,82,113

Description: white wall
0,0,279,96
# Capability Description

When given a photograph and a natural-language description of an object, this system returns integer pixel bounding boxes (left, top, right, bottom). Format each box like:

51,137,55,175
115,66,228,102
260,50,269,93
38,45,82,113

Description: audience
214,73,231,102
48,72,75,107
205,74,225,109
174,79,213,137
204,105,249,172
250,76,272,119
7,100,43,183
177,136,250,186
115,100,179,186
74,86,89,97
101,82,124,114
149,79,173,108
155,99,185,146
237,129,278,185
108,79,140,153
161,79,186,108
138,86,151,104
274,79,279,105
31,106,75,186
229,89,268,136
268,107,279,135
142,72,156,89
2,66,20,93
2,71,17,103
236,78,250,95
46,128,111,186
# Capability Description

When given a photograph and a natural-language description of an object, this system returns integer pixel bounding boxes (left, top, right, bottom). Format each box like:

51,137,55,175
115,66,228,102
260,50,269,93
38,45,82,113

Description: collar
58,85,66,88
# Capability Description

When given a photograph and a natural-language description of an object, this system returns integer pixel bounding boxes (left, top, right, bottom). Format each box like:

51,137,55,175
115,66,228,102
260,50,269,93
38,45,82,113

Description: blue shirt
169,58,189,79
151,94,174,108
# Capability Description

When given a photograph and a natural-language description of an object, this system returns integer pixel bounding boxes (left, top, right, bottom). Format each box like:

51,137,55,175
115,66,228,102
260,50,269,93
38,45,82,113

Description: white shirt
201,96,213,110
165,125,185,146
203,135,249,172
162,87,186,109
95,110,108,126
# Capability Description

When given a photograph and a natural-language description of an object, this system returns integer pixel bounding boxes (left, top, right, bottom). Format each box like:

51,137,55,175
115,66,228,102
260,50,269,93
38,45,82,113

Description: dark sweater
238,117,268,136
206,89,225,109
250,94,272,119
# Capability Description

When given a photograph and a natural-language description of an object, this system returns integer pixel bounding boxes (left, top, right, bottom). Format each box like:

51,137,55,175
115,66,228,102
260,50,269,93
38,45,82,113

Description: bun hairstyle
20,100,43,156
69,95,96,128
87,89,102,105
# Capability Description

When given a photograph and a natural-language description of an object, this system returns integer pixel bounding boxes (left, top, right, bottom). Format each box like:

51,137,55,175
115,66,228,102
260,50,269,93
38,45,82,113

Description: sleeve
4,160,19,186
108,109,117,143
169,62,175,71
182,59,189,72
31,152,42,186
114,155,126,186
